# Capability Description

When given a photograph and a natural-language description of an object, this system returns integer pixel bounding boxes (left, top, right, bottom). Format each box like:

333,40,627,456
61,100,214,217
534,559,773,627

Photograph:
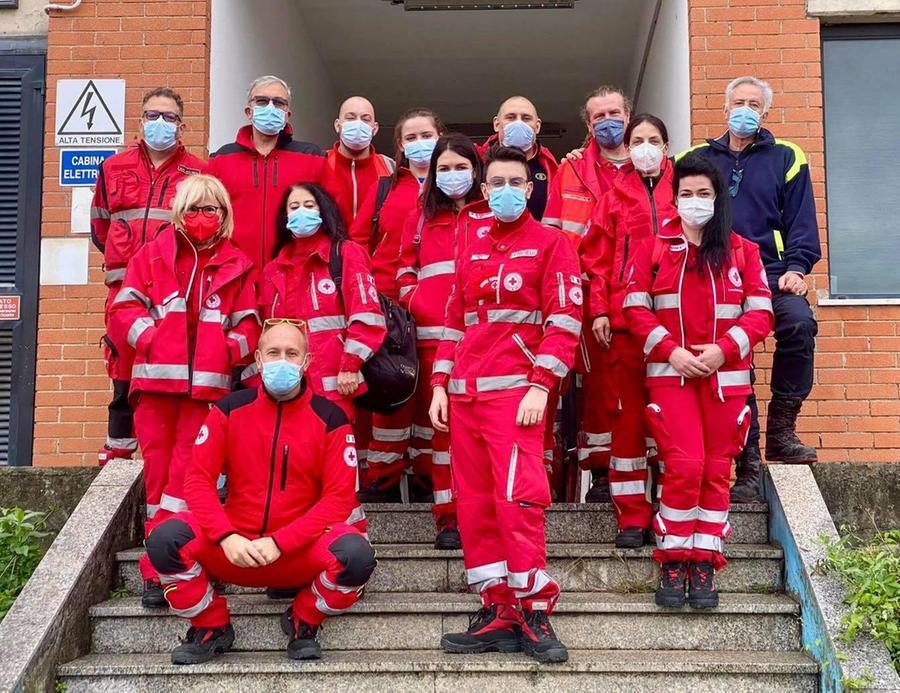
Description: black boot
614,526,646,549
655,562,687,608
434,522,462,550
171,624,235,665
441,603,522,654
688,562,719,609
265,587,300,600
730,442,763,503
141,578,167,609
520,609,569,663
281,607,322,660
356,479,401,503
765,396,817,464
584,470,611,503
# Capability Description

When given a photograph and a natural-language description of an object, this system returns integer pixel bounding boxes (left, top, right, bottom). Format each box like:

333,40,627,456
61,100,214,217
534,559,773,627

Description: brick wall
32,0,899,466
34,0,211,466
688,0,899,462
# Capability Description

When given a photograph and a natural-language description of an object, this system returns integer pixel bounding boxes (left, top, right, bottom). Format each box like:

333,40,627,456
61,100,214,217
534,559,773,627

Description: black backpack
368,175,394,254
328,240,418,414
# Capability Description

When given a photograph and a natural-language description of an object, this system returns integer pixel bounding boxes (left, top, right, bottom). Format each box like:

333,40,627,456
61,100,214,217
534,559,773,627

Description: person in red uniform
476,96,558,220
581,114,677,547
91,87,205,466
207,75,325,269
430,146,581,663
623,154,773,609
320,96,395,228
350,108,444,497
258,183,386,537
361,133,488,549
543,85,634,502
109,175,260,609
146,320,377,664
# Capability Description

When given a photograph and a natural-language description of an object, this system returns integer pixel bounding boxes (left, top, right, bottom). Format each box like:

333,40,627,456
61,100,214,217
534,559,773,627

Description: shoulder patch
214,387,258,415
310,394,350,432
177,165,202,176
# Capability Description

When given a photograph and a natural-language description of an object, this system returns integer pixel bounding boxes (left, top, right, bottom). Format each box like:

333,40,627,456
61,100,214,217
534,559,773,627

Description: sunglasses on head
263,318,307,332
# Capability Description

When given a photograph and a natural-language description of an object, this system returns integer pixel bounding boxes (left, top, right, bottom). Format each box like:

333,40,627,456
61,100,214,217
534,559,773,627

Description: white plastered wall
632,0,692,155
209,0,338,153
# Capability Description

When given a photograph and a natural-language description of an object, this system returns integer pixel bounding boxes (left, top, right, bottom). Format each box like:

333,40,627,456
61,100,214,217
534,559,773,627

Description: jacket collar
257,379,311,407
135,140,187,173
328,141,378,166
707,127,776,153
490,210,532,241
235,123,295,152
156,226,252,291
275,231,332,267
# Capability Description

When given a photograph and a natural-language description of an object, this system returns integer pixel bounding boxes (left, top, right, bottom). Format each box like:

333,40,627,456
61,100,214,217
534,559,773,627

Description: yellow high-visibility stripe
775,139,808,182
675,142,710,163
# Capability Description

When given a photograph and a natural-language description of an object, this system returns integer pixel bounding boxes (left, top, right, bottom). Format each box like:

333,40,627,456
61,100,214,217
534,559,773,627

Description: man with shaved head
321,95,396,227
479,96,558,219
147,319,376,665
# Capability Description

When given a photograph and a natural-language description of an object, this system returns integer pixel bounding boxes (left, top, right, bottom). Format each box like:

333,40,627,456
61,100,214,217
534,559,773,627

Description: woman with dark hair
623,153,773,610
259,182,386,413
363,133,487,548
350,109,444,500
579,113,677,547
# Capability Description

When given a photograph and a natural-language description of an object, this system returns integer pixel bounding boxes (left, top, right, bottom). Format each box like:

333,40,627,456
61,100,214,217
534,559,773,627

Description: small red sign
0,295,21,321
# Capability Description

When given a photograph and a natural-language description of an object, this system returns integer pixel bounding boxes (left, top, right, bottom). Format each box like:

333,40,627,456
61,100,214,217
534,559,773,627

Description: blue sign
59,148,117,187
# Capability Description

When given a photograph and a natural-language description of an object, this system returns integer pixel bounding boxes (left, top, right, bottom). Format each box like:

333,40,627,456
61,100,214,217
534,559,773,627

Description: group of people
89,73,820,666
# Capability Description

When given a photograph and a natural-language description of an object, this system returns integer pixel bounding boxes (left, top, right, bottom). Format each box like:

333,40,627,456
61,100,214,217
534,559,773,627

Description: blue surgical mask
404,138,437,167
251,104,286,136
261,359,303,397
435,170,474,199
143,117,178,152
728,106,761,139
286,207,322,238
488,185,527,223
502,120,535,151
340,120,373,151
592,118,625,149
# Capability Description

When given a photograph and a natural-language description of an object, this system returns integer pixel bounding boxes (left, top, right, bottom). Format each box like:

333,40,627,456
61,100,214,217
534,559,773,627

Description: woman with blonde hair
109,174,261,609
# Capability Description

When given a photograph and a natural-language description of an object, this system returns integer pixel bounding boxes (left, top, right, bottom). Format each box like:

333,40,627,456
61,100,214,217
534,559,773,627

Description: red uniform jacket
583,159,678,331
207,124,325,268
623,220,774,398
184,384,358,554
477,134,559,184
258,233,386,400
108,226,260,401
349,168,422,299
431,213,582,396
543,142,627,247
91,141,205,287
396,200,493,346
320,143,395,228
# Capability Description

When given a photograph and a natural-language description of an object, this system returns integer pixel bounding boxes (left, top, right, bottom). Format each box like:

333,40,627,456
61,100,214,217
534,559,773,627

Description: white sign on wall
55,79,125,147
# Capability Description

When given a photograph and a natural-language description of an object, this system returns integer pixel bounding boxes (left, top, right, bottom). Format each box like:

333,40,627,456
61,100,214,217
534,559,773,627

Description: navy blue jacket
679,129,820,277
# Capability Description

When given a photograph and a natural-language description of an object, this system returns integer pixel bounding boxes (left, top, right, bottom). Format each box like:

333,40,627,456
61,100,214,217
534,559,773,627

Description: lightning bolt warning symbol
80,91,96,130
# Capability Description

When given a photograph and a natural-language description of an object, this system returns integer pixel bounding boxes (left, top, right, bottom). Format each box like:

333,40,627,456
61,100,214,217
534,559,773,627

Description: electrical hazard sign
55,79,125,147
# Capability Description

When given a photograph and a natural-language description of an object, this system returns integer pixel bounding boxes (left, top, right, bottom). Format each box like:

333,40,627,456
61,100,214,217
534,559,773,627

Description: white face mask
629,141,664,174
678,197,716,228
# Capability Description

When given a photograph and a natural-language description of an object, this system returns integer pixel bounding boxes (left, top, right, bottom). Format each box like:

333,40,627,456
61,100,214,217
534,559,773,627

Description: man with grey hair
208,75,325,268
678,75,821,501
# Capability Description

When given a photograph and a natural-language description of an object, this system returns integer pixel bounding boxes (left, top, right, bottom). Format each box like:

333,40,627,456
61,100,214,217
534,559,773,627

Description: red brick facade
33,0,899,466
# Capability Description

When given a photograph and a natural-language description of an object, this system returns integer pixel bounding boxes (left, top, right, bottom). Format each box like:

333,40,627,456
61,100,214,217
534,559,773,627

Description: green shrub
822,528,900,673
0,507,51,621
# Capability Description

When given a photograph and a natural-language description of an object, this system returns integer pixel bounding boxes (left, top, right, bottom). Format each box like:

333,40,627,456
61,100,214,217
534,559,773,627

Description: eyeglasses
485,176,528,190
186,205,220,217
729,167,744,198
250,96,290,110
142,110,181,124
263,318,308,332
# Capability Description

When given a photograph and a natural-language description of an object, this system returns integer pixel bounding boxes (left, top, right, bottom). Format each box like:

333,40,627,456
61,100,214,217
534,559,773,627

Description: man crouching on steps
147,319,377,665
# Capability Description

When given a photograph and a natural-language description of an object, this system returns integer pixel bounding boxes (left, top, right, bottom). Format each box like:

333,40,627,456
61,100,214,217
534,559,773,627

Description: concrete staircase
57,503,819,692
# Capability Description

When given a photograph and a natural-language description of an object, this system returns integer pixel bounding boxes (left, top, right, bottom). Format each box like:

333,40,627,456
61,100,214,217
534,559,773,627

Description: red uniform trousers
367,348,456,527
450,391,559,613
329,397,369,538
577,334,613,471
147,512,375,629
645,379,751,570
132,392,211,581
605,334,654,531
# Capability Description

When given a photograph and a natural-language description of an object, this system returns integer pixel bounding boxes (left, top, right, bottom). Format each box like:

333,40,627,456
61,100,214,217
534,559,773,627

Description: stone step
57,649,818,692
89,592,800,655
117,543,784,595
360,502,769,545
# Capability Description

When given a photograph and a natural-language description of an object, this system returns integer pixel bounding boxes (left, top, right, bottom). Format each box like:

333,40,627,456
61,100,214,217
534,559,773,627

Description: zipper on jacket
495,263,504,304
310,272,320,310
351,160,358,218
141,177,158,245
157,176,170,207
280,444,289,491
259,402,284,536
273,155,279,187
512,332,537,364
619,235,631,283
261,158,270,268
675,239,689,387
708,261,725,401
252,158,260,188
